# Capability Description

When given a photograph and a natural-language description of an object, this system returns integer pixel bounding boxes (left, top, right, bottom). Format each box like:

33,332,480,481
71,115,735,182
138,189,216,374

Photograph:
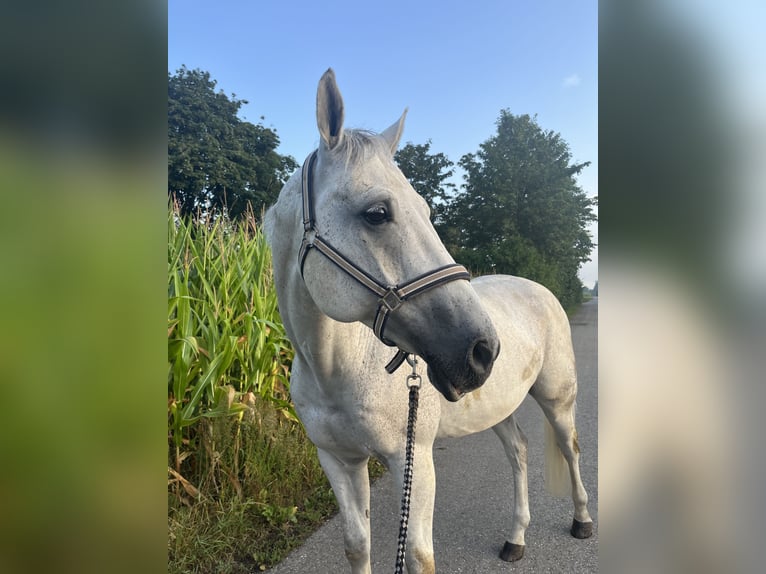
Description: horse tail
544,408,572,497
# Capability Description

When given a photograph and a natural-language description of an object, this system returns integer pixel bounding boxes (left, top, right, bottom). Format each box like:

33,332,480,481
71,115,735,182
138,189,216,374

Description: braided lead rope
394,356,421,574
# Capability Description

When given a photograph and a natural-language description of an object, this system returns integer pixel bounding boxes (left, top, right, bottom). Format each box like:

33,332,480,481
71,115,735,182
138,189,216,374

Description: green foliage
168,400,338,573
168,67,298,219
167,203,295,452
445,111,597,309
394,140,456,227
168,204,339,570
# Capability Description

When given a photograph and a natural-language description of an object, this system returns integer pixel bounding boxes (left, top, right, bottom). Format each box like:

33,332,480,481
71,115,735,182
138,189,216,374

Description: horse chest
292,375,409,456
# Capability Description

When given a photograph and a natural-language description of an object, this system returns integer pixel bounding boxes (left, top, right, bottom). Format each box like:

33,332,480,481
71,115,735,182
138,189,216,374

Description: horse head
281,69,500,401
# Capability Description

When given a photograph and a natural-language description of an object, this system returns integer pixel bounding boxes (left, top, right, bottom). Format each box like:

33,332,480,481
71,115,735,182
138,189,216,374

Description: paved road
270,299,598,573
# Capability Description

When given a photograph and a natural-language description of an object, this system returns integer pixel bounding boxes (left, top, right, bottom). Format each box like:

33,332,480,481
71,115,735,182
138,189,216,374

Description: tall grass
167,204,337,572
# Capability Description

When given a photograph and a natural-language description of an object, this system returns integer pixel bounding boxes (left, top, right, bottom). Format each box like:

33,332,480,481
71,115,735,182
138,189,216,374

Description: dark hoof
570,518,593,539
499,541,525,562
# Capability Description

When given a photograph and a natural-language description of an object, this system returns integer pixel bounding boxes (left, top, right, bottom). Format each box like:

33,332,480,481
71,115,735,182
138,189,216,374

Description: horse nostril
469,338,497,375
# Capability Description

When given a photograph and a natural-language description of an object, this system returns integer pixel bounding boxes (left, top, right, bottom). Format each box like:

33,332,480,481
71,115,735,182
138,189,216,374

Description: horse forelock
329,129,393,169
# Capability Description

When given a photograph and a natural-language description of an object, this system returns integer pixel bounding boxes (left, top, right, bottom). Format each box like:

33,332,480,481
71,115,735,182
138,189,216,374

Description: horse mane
330,129,391,168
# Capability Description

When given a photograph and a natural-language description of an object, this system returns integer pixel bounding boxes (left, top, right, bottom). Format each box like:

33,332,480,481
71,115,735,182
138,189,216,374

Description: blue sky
169,0,598,287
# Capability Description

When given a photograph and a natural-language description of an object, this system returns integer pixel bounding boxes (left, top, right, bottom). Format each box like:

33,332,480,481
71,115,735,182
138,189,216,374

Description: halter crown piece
298,150,471,373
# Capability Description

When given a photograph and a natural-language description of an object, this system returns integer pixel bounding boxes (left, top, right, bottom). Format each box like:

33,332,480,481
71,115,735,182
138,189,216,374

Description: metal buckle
303,229,317,245
381,288,403,311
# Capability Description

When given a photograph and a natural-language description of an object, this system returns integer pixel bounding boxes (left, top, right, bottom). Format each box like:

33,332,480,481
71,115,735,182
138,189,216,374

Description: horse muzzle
424,334,500,402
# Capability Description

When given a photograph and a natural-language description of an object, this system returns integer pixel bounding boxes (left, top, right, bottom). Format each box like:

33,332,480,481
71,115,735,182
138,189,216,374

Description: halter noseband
298,150,471,373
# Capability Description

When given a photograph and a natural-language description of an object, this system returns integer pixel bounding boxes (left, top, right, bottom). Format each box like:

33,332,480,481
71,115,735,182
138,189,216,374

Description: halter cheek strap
298,150,470,373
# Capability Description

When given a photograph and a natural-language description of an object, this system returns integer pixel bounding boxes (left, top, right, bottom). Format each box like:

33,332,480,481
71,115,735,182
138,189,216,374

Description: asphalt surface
269,298,598,573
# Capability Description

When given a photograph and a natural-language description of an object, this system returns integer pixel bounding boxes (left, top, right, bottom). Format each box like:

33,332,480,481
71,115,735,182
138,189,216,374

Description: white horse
265,69,593,574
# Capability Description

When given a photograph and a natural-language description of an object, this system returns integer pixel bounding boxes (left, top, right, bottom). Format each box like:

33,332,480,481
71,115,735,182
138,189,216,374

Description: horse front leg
390,447,437,574
316,448,372,574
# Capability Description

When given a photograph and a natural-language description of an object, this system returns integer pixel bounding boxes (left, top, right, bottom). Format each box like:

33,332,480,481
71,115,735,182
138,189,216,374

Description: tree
168,67,297,219
394,141,456,229
447,111,596,309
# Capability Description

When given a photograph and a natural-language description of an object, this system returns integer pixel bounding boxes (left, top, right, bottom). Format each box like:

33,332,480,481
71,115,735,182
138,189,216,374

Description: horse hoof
499,541,525,562
570,518,593,539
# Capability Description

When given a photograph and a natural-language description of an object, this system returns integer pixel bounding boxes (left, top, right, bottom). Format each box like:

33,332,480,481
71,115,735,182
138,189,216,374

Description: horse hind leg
529,380,594,539
492,414,530,562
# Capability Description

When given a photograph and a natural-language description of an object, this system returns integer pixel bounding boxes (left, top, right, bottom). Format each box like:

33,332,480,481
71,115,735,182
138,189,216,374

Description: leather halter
298,150,471,373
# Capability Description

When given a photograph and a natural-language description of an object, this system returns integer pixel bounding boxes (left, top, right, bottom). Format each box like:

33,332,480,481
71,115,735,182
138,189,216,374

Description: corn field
167,205,379,571
167,201,301,488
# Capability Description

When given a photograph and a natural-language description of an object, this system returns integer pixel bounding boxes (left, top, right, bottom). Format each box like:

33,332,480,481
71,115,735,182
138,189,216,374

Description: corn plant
167,204,295,482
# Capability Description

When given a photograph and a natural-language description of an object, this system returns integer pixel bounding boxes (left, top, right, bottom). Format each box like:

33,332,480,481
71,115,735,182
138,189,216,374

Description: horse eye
363,205,389,225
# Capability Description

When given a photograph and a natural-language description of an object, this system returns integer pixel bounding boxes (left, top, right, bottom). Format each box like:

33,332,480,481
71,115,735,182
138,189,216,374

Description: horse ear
380,108,408,154
316,68,345,151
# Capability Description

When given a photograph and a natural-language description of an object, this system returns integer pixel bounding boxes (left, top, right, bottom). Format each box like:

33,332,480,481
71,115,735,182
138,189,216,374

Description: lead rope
394,355,421,574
